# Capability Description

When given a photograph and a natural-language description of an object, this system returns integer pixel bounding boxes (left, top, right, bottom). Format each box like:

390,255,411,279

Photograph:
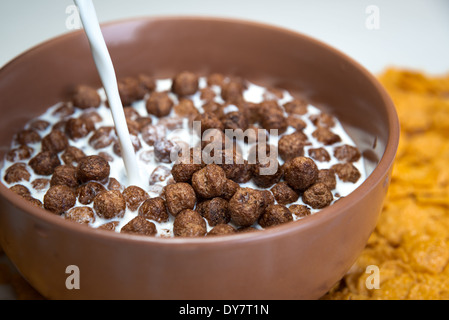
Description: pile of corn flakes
323,68,449,300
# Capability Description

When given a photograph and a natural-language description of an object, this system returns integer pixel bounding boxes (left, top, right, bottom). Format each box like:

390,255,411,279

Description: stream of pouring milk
74,0,143,188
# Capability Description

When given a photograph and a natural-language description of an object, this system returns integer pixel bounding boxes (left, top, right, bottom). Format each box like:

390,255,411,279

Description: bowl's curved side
0,17,398,299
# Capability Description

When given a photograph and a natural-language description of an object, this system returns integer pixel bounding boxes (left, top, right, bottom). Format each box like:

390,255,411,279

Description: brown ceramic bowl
0,17,399,299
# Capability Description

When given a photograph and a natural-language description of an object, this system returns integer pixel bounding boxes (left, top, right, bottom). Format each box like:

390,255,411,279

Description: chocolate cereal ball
252,159,283,189
278,131,309,162
316,169,337,190
71,85,101,109
283,156,318,191
172,71,199,96
44,185,77,215
193,112,225,136
171,148,204,183
146,91,174,117
50,165,79,189
196,197,230,226
65,206,95,224
61,146,86,166
288,204,311,218
333,144,361,163
120,216,157,236
191,164,227,199
165,183,197,216
6,145,34,162
311,127,341,145
258,204,293,228
76,155,110,183
221,178,239,201
207,224,236,236
4,163,31,184
138,197,169,223
229,188,265,227
93,190,126,219
270,182,299,205
29,151,61,176
302,183,333,209
173,209,207,237
77,181,106,205
41,129,69,153
122,185,150,211
331,163,361,183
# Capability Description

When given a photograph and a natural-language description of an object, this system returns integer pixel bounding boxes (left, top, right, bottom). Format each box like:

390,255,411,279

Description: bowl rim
0,15,399,247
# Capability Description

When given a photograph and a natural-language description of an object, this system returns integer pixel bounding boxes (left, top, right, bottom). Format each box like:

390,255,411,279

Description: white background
1,0,449,75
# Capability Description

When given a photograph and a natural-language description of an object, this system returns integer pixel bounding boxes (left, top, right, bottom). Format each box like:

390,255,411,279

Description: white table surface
1,0,449,74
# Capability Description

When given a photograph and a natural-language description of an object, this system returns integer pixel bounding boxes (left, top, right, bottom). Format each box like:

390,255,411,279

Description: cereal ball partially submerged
278,131,310,162
270,182,299,205
331,163,361,183
50,165,79,189
191,164,227,199
283,156,318,191
165,182,197,216
221,111,249,131
283,99,308,115
44,185,77,215
172,71,199,96
93,190,126,219
196,197,230,226
138,197,169,223
146,91,174,117
71,85,101,109
15,129,41,145
229,188,265,227
65,117,95,140
174,98,199,119
193,112,225,136
173,209,207,237
4,163,31,184
6,145,34,162
317,169,337,190
89,126,116,150
333,144,361,162
258,204,293,228
252,159,283,188
77,181,106,205
215,149,253,184
9,184,30,198
207,224,236,236
302,183,333,209
122,185,150,211
120,216,157,236
312,127,341,145
61,146,86,166
76,155,110,183
288,204,311,218
29,151,61,176
171,148,204,183
65,206,95,224
308,147,331,162
141,124,166,147
154,139,178,164
41,129,69,153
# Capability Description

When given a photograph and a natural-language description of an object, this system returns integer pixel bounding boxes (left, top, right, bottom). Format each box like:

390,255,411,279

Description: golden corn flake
323,68,449,300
